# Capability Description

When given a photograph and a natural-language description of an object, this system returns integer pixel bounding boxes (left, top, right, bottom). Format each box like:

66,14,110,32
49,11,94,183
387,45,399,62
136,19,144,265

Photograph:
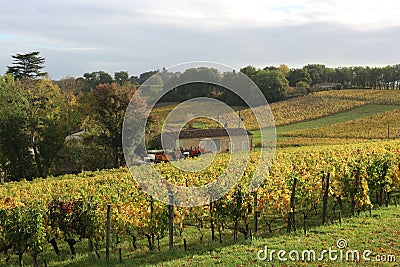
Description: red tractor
145,147,209,163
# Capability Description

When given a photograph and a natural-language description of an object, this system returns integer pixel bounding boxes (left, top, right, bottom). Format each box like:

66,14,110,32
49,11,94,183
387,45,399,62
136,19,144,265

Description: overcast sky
1,0,400,79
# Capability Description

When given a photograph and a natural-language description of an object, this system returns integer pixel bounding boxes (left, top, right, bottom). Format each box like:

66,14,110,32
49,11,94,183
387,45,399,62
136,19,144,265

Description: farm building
175,128,253,153
315,83,338,90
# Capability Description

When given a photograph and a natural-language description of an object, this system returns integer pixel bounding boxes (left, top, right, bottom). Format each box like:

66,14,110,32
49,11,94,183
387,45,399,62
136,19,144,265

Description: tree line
76,63,400,105
0,52,143,181
1,51,399,181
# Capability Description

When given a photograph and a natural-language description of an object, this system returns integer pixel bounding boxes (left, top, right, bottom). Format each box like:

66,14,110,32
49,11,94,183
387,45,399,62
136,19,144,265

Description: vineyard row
0,141,399,266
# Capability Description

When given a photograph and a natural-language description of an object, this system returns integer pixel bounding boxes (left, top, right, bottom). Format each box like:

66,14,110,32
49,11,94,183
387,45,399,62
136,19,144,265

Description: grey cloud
1,1,399,78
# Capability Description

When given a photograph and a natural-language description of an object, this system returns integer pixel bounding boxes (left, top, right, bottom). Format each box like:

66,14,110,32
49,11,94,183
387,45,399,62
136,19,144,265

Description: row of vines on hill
150,89,400,131
246,89,400,129
0,141,399,266
284,109,400,139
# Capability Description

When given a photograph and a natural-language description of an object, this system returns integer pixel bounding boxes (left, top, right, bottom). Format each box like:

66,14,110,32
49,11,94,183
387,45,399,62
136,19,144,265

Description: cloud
0,0,399,78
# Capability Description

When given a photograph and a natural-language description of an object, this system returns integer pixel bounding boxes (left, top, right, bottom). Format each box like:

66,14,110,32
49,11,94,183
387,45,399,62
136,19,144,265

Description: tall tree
88,83,137,167
3,53,80,179
160,67,222,102
240,65,258,79
352,66,368,88
138,70,158,84
279,64,290,78
0,75,33,180
83,71,113,89
56,77,89,95
288,68,312,87
114,71,130,85
303,64,327,85
334,67,352,87
0,75,78,179
252,69,289,102
23,79,80,177
6,52,47,80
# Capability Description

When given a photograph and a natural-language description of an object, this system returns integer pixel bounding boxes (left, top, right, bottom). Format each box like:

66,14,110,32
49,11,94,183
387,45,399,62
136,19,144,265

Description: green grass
276,104,400,135
251,104,400,144
107,205,400,266
5,205,398,266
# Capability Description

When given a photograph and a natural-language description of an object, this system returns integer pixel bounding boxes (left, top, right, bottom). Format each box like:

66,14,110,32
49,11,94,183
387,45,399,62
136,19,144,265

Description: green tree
56,77,89,95
279,64,290,78
240,65,258,79
219,71,247,106
252,69,289,102
6,52,47,80
303,64,328,85
3,52,81,179
138,70,158,84
0,75,33,181
334,67,353,87
352,66,368,88
381,65,395,89
0,75,81,179
114,71,130,85
83,71,113,89
288,68,312,87
88,83,136,167
159,68,222,102
24,79,81,177
296,81,311,93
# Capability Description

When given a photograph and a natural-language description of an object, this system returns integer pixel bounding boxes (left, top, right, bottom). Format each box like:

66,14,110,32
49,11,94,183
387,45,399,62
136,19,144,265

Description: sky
1,0,400,79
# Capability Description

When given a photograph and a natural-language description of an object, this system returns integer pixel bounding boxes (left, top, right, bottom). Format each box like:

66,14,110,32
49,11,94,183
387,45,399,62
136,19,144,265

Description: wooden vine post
322,173,330,225
106,204,111,264
302,212,307,235
168,190,174,250
252,191,258,234
210,199,215,241
287,177,297,233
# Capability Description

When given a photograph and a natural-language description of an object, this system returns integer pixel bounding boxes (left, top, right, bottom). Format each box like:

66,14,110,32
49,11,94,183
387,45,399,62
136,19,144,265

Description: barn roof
178,128,252,139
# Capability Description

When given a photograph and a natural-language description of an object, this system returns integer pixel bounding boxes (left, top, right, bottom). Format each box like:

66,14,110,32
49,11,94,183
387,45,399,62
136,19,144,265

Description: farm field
4,205,397,267
283,108,400,139
0,140,399,266
1,89,400,267
244,89,400,130
276,104,400,134
250,104,400,146
91,206,400,267
149,89,400,132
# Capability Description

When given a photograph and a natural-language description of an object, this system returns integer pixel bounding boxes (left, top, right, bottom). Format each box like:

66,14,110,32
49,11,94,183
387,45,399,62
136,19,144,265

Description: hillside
1,89,400,266
150,89,400,147
150,89,400,130
242,89,400,130
284,108,400,139
0,141,399,266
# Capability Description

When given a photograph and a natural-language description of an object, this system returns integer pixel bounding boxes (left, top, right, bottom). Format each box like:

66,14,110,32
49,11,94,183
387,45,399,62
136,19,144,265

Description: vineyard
283,109,400,139
276,137,372,148
149,89,400,133
275,104,400,134
0,141,399,266
243,89,400,130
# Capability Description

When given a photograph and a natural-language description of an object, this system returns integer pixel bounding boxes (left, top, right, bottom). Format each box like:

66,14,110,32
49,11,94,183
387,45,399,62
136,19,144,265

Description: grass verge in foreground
131,206,399,267
10,205,397,267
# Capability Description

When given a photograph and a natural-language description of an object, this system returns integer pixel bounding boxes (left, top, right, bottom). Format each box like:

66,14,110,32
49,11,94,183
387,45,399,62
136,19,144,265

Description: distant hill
149,89,400,147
